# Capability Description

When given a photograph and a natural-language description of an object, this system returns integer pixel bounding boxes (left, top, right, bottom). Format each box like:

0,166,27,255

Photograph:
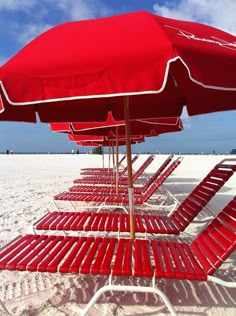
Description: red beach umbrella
1,11,236,239
49,113,183,137
0,11,236,123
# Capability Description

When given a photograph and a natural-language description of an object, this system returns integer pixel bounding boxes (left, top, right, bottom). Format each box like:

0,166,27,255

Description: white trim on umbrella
1,56,236,109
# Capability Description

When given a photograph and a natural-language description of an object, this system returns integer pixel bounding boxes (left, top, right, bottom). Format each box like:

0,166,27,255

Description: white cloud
0,0,37,11
0,0,112,20
1,0,113,47
56,0,113,21
153,0,236,35
16,23,53,45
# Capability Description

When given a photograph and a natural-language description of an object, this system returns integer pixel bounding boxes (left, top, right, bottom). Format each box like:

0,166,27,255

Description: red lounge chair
0,197,235,316
80,154,127,175
53,157,183,210
36,159,236,235
74,154,153,185
54,158,236,210
69,154,174,194
77,154,138,180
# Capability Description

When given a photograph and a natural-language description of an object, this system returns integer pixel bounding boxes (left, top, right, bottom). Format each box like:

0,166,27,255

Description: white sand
0,154,235,316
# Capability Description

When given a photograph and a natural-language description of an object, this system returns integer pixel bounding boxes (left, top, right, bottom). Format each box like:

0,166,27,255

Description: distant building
230,149,236,154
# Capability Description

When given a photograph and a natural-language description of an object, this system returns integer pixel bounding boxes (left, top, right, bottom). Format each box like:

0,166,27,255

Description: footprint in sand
1,228,11,233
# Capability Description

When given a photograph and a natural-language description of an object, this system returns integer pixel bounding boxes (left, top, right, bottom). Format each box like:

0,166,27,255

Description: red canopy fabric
68,134,104,142
73,136,145,147
75,141,101,147
75,140,141,147
0,10,236,122
49,112,183,136
69,133,144,142
71,117,183,137
50,123,71,132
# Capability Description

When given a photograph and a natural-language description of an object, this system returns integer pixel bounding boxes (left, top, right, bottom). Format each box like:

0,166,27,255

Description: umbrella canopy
68,134,104,142
49,112,183,137
75,141,101,147
72,117,183,137
0,10,236,123
71,135,145,147
68,133,145,144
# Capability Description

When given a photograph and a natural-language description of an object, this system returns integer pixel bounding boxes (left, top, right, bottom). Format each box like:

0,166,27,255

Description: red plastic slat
80,238,103,274
151,240,166,278
6,235,47,270
69,237,94,273
112,239,126,276
90,238,110,274
59,237,87,273
27,236,64,272
16,235,56,271
122,239,133,276
100,238,117,275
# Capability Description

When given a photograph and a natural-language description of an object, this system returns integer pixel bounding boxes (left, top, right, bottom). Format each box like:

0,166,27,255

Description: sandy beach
0,153,235,316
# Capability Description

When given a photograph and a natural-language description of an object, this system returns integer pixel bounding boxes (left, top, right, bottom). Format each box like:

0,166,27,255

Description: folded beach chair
80,154,127,175
0,197,235,316
69,154,174,194
74,154,154,185
53,156,183,210
37,158,236,235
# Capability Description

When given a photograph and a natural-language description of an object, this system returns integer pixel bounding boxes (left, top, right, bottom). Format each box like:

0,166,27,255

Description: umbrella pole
124,96,135,240
115,126,119,195
112,141,115,178
108,142,111,170
112,141,115,167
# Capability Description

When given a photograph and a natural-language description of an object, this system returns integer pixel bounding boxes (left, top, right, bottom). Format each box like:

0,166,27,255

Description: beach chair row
34,158,236,238
74,154,152,184
0,156,235,316
54,156,183,207
0,197,235,315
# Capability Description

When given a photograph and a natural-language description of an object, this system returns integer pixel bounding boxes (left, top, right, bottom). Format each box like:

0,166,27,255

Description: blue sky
0,0,236,154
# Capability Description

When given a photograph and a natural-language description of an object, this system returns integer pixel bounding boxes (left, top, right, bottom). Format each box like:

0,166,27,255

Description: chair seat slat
59,237,87,273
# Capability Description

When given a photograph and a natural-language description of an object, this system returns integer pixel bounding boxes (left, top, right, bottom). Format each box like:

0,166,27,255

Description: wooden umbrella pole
102,146,104,168
124,96,135,240
115,126,119,195
108,142,111,170
111,141,115,181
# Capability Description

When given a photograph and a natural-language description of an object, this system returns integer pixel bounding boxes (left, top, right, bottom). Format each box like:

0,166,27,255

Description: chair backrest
170,159,236,230
142,154,174,192
190,196,236,275
120,154,139,175
132,155,154,181
142,157,183,202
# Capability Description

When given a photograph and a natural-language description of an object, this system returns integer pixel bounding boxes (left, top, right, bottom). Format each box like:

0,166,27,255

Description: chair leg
80,284,177,316
0,299,18,316
97,204,128,213
52,199,60,210
207,276,236,288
